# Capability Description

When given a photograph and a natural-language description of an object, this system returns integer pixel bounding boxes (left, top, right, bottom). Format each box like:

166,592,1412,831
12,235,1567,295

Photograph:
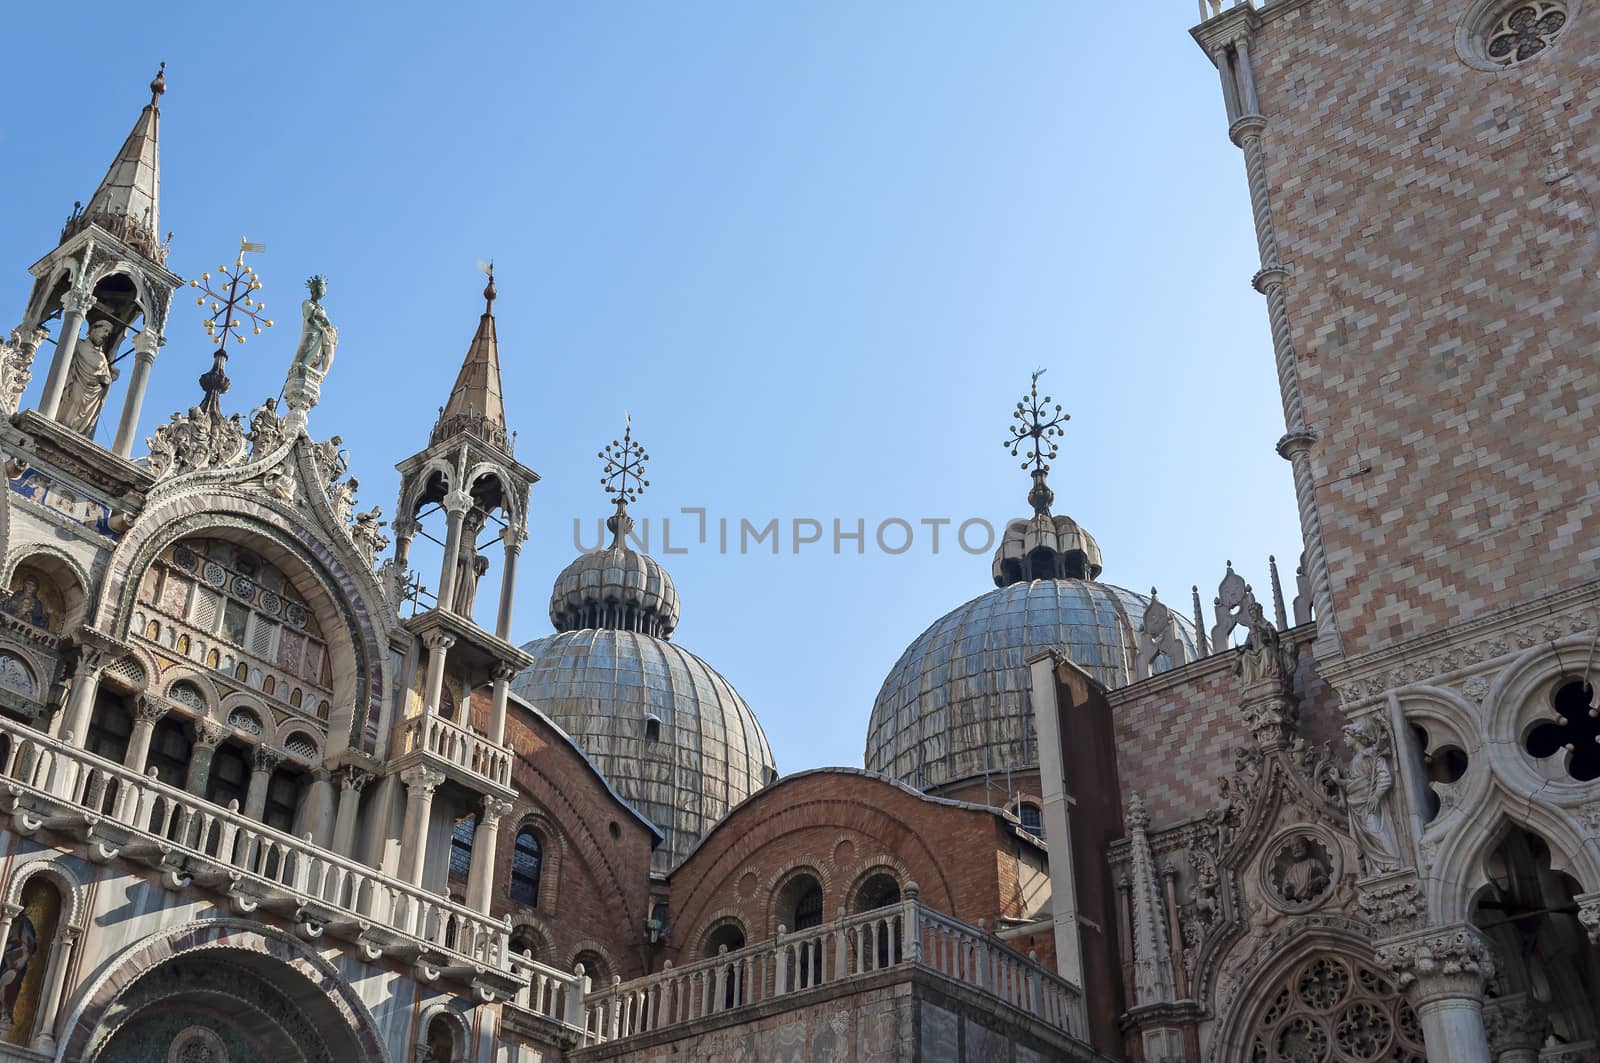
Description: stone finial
1136,588,1188,678
1292,549,1314,626
1125,790,1152,832
1192,585,1210,656
1268,555,1288,630
1210,561,1258,650
904,881,920,901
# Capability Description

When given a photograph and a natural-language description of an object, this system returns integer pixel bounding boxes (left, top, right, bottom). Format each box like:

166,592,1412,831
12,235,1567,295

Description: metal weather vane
1002,369,1069,517
187,238,273,415
599,413,651,509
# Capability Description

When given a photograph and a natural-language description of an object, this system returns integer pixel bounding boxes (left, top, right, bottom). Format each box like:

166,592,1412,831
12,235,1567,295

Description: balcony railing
0,715,517,981
392,712,512,788
580,888,1088,1046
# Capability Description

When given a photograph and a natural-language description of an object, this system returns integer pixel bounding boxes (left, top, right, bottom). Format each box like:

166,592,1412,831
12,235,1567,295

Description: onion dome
864,372,1198,793
512,419,776,872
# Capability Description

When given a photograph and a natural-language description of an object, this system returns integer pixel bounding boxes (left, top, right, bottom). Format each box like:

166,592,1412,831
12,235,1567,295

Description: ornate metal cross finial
187,238,273,416
600,413,650,509
1002,369,1069,516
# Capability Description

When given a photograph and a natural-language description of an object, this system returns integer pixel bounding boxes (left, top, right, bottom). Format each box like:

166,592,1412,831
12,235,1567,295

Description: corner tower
6,66,181,458
385,268,537,909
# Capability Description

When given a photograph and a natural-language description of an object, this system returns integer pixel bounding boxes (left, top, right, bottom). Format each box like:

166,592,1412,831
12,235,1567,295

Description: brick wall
1244,0,1600,657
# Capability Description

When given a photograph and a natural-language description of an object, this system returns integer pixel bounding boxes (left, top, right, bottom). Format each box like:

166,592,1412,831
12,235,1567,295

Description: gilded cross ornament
600,414,650,508
187,238,273,414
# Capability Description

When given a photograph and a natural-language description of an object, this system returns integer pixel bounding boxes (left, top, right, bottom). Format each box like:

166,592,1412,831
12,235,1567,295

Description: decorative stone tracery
1246,955,1425,1063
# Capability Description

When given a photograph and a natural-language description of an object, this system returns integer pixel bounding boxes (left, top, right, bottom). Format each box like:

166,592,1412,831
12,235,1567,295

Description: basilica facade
0,1,1593,1061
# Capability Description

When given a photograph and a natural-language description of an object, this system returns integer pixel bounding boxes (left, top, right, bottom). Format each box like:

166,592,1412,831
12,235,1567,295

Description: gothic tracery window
510,828,542,906
1483,1,1570,65
1248,956,1425,1063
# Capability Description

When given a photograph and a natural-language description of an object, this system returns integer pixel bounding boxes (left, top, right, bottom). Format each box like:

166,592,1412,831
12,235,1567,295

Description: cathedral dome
864,374,1198,792
863,578,1198,791
512,424,776,872
512,627,775,873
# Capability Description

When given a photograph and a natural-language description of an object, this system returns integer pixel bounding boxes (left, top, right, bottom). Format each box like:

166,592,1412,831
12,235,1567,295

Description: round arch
57,918,389,1063
90,497,391,755
5,856,87,931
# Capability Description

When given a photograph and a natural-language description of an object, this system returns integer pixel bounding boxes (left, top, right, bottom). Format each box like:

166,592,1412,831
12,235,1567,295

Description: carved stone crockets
1125,792,1178,1006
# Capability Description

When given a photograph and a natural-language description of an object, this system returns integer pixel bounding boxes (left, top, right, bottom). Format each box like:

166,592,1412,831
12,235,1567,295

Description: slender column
1377,924,1495,1063
183,720,227,796
435,489,472,615
38,287,93,421
396,767,444,886
110,329,160,458
296,768,336,845
489,662,515,746
1483,994,1549,1063
496,524,527,640
28,925,78,1053
1228,111,1341,655
389,517,418,604
422,631,456,716
243,747,284,822
465,797,513,914
58,647,108,747
122,696,170,772
330,766,372,858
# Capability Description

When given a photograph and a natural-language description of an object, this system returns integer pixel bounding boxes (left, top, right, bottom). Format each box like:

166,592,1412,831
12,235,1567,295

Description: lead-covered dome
864,577,1198,790
512,443,777,873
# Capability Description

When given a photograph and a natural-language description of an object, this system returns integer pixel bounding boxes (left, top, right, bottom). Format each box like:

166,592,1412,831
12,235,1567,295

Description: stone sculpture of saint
58,319,118,435
290,276,338,379
1278,838,1331,903
1338,717,1402,876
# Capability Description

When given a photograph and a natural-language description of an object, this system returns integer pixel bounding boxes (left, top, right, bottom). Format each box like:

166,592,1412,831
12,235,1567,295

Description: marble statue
59,319,118,435
330,477,358,524
312,436,347,488
351,506,389,566
1237,599,1291,685
1277,837,1331,903
1338,717,1402,876
246,397,286,457
290,275,337,379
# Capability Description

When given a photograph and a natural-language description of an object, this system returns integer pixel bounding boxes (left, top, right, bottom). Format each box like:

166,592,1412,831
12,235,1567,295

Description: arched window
1018,801,1044,839
449,816,475,881
233,661,248,682
205,648,221,669
510,828,542,906
854,873,901,912
175,634,190,655
289,688,303,708
704,922,746,958
792,877,824,930
509,927,541,960
422,1013,460,1063
704,923,748,1009
573,950,609,984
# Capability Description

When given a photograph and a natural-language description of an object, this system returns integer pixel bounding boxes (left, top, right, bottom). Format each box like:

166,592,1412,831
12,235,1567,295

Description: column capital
335,765,374,792
400,766,445,795
422,630,457,653
481,795,513,823
61,287,96,316
132,695,170,725
192,719,228,749
1578,890,1600,944
1,903,22,920
132,330,161,359
1275,429,1317,461
443,489,473,516
1375,923,1495,1007
1483,993,1551,1058
491,661,518,683
1227,112,1267,148
251,746,286,774
501,523,529,551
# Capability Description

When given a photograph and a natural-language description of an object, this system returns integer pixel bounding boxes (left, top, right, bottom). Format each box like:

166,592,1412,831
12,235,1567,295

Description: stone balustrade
393,712,512,788
580,887,1088,1046
0,714,516,985
507,949,588,1029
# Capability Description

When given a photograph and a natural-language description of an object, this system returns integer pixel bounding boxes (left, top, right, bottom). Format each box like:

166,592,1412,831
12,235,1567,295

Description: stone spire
432,265,508,451
1125,792,1178,1007
65,64,166,260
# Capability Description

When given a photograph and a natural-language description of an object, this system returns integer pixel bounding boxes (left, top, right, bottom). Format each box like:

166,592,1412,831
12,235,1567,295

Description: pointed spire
69,64,165,261
432,265,509,450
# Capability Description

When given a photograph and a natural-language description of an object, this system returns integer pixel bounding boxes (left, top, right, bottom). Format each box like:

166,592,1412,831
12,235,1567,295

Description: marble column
38,287,94,421
295,768,336,846
243,747,285,822
496,525,527,640
57,647,108,748
110,329,160,458
122,696,170,773
330,766,372,858
435,489,471,615
396,766,444,886
29,925,78,1053
465,796,513,914
1377,924,1496,1063
422,631,456,717
183,719,228,796
489,663,515,746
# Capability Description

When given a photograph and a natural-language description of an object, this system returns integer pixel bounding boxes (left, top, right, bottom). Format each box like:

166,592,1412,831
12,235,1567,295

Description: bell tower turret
9,65,182,458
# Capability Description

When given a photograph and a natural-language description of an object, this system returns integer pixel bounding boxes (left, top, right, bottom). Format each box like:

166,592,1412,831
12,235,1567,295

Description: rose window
1484,2,1570,65
1249,956,1425,1062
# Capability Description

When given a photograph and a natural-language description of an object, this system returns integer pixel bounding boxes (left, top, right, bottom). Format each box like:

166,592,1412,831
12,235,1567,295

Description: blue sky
2,3,1299,773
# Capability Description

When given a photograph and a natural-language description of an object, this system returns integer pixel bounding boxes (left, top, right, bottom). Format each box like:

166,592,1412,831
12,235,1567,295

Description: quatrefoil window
1485,1,1570,65
1524,678,1600,781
